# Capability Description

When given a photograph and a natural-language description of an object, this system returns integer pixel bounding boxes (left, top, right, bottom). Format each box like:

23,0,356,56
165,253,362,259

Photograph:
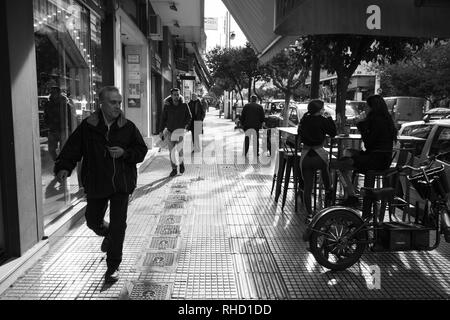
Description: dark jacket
44,94,75,132
54,109,148,199
298,114,337,146
240,102,265,130
357,115,396,152
160,98,192,133
188,99,205,122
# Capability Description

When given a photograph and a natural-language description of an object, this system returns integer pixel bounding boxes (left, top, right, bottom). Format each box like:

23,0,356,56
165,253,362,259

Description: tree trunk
310,54,321,99
238,90,244,106
282,91,292,127
253,80,262,103
248,77,252,101
335,72,351,133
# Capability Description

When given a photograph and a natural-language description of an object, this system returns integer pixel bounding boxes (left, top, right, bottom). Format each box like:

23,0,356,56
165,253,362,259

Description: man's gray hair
98,86,120,102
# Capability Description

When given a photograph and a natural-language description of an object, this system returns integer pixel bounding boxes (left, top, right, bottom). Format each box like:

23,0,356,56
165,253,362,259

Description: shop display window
33,0,102,227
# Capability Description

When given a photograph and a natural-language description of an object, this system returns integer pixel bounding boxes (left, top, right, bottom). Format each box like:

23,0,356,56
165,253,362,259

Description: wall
124,45,151,141
5,0,43,254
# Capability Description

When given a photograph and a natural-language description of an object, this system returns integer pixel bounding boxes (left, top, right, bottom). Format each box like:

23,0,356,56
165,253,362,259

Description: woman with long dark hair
335,94,398,206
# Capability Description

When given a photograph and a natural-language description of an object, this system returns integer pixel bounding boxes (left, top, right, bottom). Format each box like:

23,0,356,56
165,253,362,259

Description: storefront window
33,0,102,227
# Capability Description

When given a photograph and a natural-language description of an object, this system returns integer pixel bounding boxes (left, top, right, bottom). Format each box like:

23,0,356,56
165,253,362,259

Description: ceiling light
170,3,177,11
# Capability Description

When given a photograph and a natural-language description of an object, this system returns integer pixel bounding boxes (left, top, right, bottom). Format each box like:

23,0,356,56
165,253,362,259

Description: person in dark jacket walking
44,86,76,161
240,95,265,157
333,95,397,207
298,100,337,220
54,86,148,283
159,88,192,177
188,93,205,152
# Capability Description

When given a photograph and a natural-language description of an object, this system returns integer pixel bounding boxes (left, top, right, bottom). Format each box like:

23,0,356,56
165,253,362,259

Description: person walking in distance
159,88,192,177
188,93,205,153
54,86,148,283
240,95,265,158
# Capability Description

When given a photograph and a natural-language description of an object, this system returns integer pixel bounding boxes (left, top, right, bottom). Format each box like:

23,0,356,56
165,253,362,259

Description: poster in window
128,79,140,108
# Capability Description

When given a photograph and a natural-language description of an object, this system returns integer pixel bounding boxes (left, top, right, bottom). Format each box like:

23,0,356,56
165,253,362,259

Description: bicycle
303,154,450,271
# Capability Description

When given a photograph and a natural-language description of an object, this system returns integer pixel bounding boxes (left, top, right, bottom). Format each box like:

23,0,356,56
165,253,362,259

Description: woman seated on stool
333,95,398,207
298,99,337,220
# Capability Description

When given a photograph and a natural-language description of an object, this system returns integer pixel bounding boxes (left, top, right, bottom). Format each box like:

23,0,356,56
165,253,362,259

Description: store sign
274,0,450,37
127,54,141,108
204,17,218,30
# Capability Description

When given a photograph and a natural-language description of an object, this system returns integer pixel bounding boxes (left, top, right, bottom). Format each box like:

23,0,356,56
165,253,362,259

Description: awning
222,0,298,64
275,0,450,38
191,43,213,89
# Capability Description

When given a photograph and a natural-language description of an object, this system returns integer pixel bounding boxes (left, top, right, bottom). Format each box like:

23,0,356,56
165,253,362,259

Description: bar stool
280,142,302,212
352,147,414,219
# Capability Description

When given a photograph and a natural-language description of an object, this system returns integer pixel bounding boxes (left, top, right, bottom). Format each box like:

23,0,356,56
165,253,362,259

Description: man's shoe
179,163,185,174
101,237,110,253
169,169,178,177
104,268,119,283
341,195,359,207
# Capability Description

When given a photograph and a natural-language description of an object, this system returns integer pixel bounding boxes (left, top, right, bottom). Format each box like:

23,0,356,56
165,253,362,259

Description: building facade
0,0,209,281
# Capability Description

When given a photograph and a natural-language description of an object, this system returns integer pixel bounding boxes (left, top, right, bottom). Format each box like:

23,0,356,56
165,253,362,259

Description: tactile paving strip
261,225,303,238
233,253,280,274
230,238,271,255
180,237,231,254
172,273,238,299
176,253,234,274
228,225,265,238
235,271,289,299
226,215,257,225
154,225,181,235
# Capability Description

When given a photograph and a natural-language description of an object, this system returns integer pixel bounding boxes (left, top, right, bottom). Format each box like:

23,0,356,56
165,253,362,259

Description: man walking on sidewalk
188,93,205,153
54,86,148,283
160,88,192,177
240,95,265,157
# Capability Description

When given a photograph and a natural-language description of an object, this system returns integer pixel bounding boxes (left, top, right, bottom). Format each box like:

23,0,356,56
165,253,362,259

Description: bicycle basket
408,166,449,201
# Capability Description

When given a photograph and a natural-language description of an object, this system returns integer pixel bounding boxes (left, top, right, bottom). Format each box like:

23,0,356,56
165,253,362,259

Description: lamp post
225,11,235,119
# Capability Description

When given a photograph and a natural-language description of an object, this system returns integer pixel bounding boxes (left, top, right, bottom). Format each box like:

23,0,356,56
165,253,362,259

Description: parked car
286,102,359,127
424,107,450,120
264,99,285,114
397,118,450,213
384,96,427,128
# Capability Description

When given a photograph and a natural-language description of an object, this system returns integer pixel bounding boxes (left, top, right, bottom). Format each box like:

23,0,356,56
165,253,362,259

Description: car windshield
430,126,450,158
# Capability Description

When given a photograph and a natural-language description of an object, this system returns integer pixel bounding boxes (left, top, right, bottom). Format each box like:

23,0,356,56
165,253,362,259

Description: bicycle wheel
309,210,367,271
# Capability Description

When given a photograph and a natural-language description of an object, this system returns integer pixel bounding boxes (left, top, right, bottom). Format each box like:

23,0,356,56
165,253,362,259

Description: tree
262,43,311,126
301,35,429,131
207,46,251,107
378,41,450,108
238,43,263,101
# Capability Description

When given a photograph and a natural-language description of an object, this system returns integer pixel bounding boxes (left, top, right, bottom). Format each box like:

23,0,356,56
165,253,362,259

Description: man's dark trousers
244,128,260,157
85,193,129,270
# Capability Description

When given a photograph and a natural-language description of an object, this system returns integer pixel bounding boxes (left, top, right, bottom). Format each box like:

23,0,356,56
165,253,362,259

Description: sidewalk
1,109,450,300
